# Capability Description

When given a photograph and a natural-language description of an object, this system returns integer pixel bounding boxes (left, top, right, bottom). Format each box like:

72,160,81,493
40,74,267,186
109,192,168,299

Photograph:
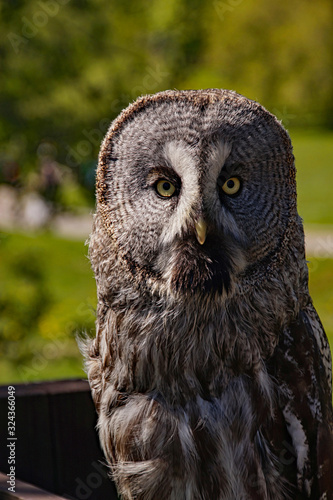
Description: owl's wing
304,303,332,392
267,305,333,498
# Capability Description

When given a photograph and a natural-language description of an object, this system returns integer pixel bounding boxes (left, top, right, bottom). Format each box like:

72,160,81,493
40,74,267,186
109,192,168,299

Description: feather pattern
84,89,333,499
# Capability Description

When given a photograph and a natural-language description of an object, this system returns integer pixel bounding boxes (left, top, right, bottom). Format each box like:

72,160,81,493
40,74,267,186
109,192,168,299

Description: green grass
0,230,96,384
308,257,333,348
291,130,333,225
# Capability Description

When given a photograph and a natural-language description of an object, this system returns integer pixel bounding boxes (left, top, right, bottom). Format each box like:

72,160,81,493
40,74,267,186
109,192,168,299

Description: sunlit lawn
0,130,332,384
291,130,333,225
308,258,333,347
0,231,96,383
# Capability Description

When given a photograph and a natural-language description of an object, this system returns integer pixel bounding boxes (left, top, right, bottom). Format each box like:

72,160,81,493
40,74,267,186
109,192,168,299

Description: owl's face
98,90,296,295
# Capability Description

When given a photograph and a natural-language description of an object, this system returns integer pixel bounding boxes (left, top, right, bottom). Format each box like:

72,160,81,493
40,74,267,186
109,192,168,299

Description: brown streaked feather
266,310,333,498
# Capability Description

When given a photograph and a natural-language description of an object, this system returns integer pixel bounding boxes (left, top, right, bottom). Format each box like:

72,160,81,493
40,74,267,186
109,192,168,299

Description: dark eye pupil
227,179,235,189
163,182,171,191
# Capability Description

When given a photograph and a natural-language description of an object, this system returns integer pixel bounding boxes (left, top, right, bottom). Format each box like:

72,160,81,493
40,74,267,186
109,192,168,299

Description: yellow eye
156,179,176,197
221,177,241,195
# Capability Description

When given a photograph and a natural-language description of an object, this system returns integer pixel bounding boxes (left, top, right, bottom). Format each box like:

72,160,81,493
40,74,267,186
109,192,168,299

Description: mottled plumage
84,89,333,499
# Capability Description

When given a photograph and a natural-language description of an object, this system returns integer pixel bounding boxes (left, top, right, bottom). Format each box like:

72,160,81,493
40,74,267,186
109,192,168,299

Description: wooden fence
0,379,118,499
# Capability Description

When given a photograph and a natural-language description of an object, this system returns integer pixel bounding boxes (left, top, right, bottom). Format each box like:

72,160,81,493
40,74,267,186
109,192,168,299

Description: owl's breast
99,371,292,499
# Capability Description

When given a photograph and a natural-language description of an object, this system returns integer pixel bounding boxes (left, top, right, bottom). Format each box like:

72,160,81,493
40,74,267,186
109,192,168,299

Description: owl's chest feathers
101,289,284,404
100,357,286,500
94,254,300,500
99,299,294,499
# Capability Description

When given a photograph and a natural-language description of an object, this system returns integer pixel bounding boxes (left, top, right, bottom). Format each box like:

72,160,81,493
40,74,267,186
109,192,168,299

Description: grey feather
83,89,333,499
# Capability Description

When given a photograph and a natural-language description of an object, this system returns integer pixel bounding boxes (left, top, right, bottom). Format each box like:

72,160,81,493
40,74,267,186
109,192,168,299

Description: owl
84,89,333,499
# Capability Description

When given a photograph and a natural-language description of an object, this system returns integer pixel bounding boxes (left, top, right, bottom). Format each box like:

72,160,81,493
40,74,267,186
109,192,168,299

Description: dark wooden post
0,380,118,500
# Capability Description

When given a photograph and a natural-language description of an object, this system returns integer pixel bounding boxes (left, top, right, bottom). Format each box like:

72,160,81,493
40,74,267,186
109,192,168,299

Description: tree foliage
1,0,332,177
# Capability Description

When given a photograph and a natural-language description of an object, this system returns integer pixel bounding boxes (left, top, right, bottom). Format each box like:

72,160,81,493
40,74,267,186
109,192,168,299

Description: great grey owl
84,89,333,499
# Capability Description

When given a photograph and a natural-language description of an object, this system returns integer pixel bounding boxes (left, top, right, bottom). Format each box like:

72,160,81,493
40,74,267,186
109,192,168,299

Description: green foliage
0,243,51,350
0,231,96,383
56,178,92,212
1,0,333,179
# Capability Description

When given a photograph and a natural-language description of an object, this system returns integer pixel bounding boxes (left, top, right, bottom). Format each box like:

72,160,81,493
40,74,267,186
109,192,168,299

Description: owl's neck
94,263,302,406
90,215,309,403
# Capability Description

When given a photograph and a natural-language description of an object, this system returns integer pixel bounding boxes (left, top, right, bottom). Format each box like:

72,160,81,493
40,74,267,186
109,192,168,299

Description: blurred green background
0,0,332,383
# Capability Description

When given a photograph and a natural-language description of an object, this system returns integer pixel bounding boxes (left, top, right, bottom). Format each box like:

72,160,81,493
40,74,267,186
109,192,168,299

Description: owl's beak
195,217,207,245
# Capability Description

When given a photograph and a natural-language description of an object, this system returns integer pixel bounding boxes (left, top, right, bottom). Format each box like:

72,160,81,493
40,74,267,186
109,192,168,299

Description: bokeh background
1,0,332,383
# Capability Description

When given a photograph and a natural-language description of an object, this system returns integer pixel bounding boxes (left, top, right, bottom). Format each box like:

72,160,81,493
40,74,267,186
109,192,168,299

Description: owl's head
92,89,304,300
